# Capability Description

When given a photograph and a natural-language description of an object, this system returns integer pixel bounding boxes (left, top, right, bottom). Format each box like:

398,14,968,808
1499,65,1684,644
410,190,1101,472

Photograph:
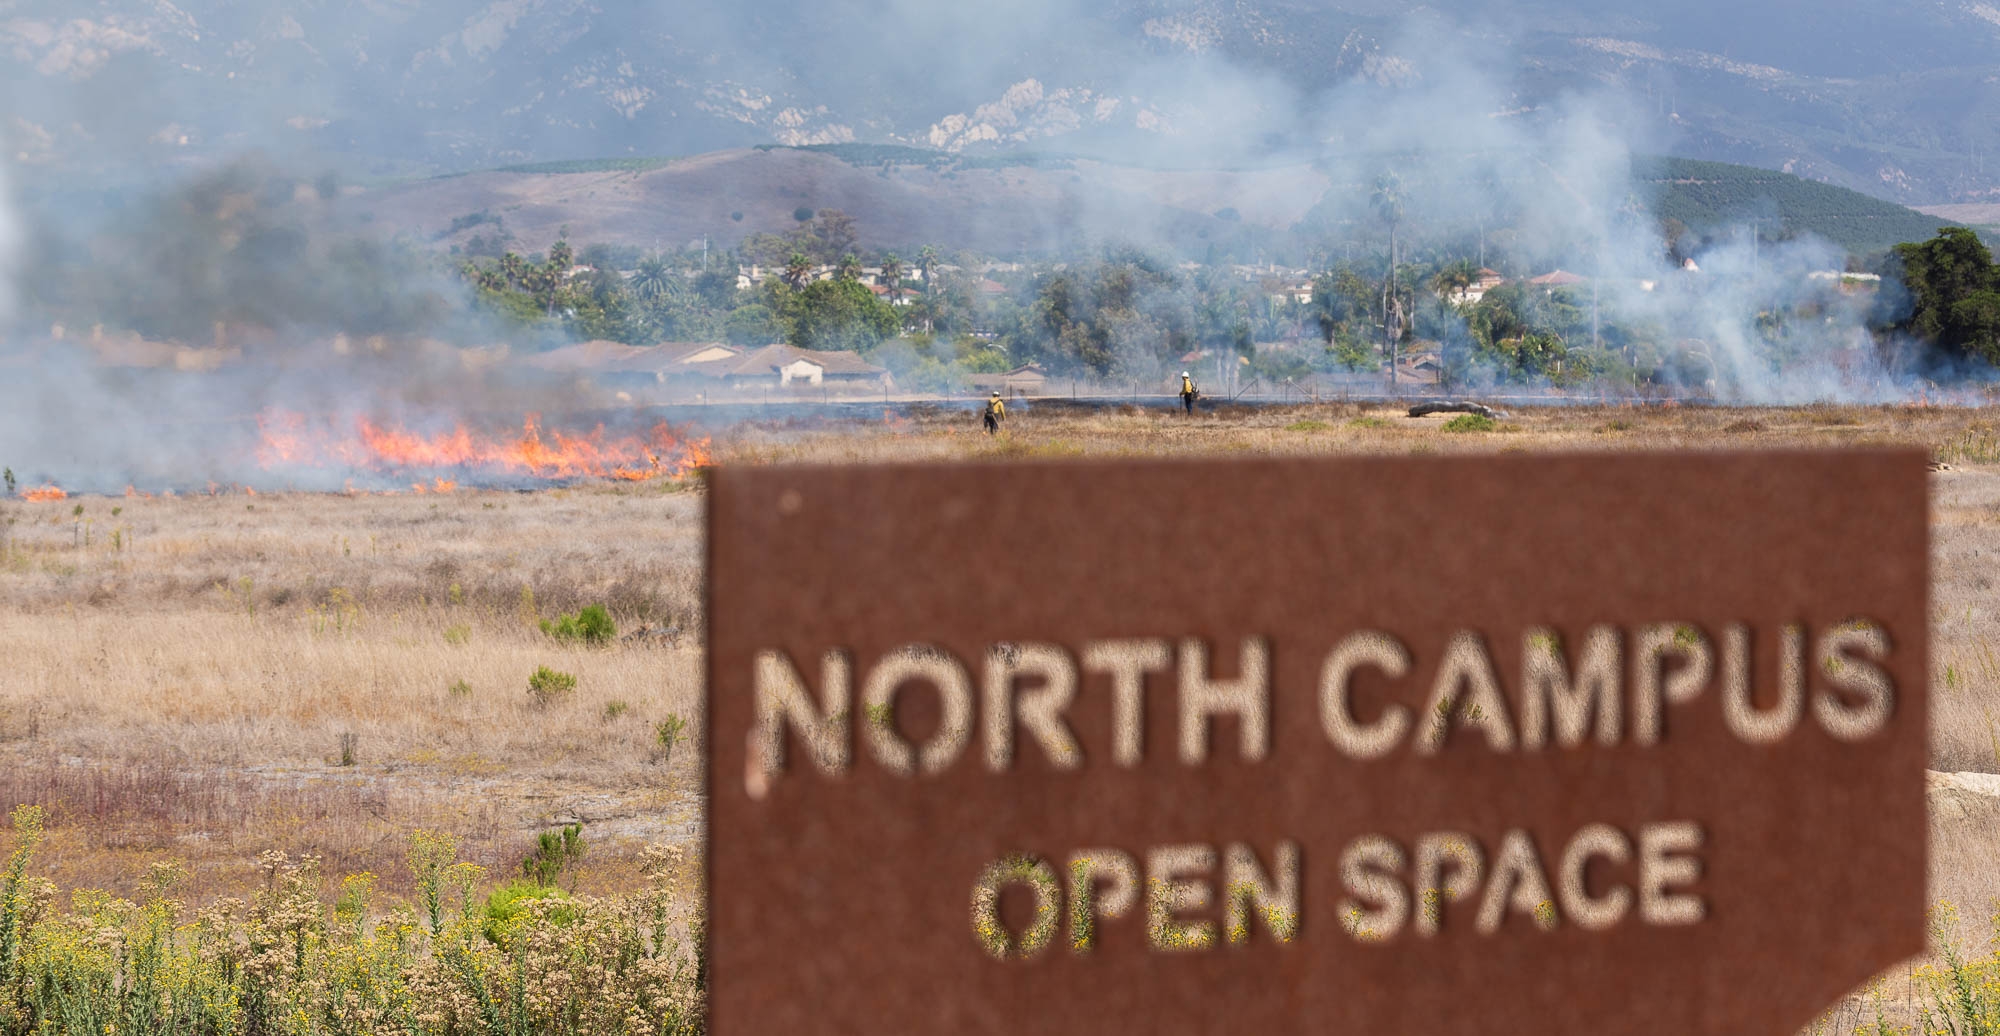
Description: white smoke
0,141,19,327
0,0,1956,452
991,11,1930,401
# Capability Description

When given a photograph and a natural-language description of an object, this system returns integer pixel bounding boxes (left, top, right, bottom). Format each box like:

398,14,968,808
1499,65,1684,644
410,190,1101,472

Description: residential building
1529,270,1586,288
969,362,1050,397
683,343,892,390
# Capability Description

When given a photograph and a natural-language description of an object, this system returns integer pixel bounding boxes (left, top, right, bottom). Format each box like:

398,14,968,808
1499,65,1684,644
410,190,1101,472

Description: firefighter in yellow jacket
983,391,1007,435
1179,371,1198,415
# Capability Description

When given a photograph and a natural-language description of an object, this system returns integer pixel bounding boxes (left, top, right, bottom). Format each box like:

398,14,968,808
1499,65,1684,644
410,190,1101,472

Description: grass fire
254,410,714,489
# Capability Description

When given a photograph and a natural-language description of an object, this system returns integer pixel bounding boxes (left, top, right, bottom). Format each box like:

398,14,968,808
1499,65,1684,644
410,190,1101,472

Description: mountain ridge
352,146,1954,261
5,1,1998,206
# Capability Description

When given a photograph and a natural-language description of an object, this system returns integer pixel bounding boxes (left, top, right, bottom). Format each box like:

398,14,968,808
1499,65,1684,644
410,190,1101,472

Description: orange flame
257,410,712,485
22,485,67,502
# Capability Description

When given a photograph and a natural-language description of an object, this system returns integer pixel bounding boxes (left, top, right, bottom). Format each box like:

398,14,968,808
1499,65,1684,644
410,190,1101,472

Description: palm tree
837,253,862,281
783,252,812,289
1372,172,1405,386
630,255,672,301
499,252,527,290
460,261,505,293
1431,259,1478,306
917,246,939,332
880,253,904,302
526,238,576,316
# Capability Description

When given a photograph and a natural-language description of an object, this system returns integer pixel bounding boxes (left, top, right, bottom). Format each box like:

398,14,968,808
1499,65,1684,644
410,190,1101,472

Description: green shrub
541,604,617,644
1283,419,1331,432
448,678,472,698
444,623,471,645
1442,414,1497,433
656,714,689,764
1348,416,1390,429
522,822,585,888
603,700,630,721
481,878,575,948
528,666,578,706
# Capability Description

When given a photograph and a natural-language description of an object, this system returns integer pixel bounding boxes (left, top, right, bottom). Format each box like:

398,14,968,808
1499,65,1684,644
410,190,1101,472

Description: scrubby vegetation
527,666,579,706
1899,904,2000,1035
541,604,617,645
520,823,585,889
0,810,705,1036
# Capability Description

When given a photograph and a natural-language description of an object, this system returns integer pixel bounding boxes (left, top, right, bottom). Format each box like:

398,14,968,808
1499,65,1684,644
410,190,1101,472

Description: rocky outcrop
1928,770,2000,821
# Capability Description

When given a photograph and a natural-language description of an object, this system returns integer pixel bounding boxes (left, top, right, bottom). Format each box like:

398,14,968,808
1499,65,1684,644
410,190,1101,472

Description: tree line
455,211,992,356
452,201,1998,394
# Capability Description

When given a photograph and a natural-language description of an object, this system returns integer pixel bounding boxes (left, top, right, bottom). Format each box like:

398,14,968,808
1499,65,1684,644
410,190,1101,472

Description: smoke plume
0,146,19,327
0,158,647,493
0,3,1971,494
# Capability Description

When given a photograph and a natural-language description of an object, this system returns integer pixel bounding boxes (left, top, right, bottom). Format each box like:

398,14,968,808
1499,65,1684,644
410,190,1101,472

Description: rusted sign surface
705,450,1928,1035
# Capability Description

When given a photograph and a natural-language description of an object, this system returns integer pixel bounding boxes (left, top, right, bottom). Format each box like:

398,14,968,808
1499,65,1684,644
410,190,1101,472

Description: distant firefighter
983,391,1007,435
1180,371,1199,416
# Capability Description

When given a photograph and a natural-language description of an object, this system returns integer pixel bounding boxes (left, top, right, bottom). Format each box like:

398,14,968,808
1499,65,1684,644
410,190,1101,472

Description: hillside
355,147,1326,260
1639,158,1957,256
6,1,2000,206
353,147,1954,262
1918,203,2000,234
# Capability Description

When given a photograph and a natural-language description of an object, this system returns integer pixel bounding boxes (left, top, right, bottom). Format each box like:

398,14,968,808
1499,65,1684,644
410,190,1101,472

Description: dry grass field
9,397,2000,1026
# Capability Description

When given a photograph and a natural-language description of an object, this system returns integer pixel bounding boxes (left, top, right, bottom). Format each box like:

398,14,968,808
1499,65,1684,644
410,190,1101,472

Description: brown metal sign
705,450,1928,1034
